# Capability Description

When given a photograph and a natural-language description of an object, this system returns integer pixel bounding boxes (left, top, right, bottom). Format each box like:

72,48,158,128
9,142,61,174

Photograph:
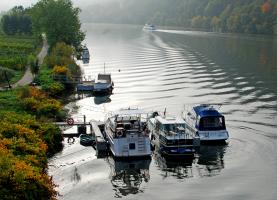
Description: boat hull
93,88,113,95
107,133,151,158
159,145,195,157
198,130,229,142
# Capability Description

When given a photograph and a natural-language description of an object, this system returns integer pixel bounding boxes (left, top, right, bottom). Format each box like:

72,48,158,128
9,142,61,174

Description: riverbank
0,41,82,199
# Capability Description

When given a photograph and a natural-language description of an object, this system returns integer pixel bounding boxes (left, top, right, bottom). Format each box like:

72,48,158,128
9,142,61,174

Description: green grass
10,70,25,84
0,34,38,84
0,89,24,113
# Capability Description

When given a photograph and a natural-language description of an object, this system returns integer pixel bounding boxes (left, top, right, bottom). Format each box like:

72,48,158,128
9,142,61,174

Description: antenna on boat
163,108,166,117
104,62,106,74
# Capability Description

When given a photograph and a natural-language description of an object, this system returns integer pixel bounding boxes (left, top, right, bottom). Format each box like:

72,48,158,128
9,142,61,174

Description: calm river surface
49,23,277,200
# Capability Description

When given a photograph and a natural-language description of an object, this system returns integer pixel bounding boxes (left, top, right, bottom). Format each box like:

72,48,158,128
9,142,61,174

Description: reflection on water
94,95,112,105
49,24,277,199
153,152,194,179
197,145,227,177
153,145,226,179
106,157,151,198
71,167,81,183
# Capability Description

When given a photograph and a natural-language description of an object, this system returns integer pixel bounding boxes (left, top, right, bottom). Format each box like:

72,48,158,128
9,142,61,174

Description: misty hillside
80,0,277,34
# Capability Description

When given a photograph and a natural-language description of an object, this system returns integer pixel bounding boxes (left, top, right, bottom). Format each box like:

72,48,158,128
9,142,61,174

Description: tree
211,16,221,31
0,6,32,35
30,0,85,49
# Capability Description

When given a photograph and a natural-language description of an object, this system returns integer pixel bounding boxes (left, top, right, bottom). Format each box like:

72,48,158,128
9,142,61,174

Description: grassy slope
0,34,37,86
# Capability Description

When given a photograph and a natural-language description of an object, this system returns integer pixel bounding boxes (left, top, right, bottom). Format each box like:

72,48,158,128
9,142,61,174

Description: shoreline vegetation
0,0,84,199
81,0,277,35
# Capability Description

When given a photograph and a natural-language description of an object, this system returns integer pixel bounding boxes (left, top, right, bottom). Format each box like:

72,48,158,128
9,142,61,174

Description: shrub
0,112,61,199
18,87,62,118
48,81,65,95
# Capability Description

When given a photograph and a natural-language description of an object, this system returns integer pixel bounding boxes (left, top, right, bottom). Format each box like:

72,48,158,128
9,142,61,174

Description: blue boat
183,104,229,142
93,73,113,95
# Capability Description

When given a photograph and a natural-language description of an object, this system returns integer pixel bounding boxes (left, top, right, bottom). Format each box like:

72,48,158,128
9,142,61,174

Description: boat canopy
97,74,111,83
193,105,223,118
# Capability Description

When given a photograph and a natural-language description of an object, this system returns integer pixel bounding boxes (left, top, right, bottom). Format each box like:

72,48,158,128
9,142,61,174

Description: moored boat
81,45,90,64
79,133,95,146
105,108,151,158
147,112,200,157
182,104,229,143
93,73,113,95
143,23,156,31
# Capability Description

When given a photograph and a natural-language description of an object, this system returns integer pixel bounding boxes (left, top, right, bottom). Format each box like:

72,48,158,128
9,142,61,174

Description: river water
48,24,277,200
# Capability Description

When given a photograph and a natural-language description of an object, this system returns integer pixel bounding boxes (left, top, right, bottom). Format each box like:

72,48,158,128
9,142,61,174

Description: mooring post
84,115,86,125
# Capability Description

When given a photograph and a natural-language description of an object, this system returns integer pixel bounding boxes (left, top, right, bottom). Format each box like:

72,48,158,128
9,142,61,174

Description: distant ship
81,45,90,64
143,24,156,31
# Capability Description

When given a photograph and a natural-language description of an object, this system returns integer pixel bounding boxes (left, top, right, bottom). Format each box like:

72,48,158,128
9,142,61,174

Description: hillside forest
80,0,277,34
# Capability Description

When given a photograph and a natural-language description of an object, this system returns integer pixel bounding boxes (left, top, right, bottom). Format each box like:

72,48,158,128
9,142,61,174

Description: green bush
48,81,64,95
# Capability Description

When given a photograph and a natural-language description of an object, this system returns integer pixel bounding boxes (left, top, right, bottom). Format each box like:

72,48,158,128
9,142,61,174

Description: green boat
80,134,95,146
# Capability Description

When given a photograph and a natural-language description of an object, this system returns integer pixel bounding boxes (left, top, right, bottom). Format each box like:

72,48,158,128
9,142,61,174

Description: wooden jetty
91,121,109,156
54,116,109,156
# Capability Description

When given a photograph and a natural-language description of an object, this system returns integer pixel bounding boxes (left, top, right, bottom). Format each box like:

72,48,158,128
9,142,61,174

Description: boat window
163,124,174,132
176,126,186,133
116,123,124,128
129,143,136,150
200,117,226,131
124,123,131,130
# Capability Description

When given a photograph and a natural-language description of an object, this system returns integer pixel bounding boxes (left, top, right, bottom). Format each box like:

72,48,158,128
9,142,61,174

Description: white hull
198,130,229,141
185,123,228,141
107,133,151,158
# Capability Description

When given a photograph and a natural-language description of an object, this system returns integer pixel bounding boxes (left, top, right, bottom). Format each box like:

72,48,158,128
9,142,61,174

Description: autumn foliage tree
0,112,62,199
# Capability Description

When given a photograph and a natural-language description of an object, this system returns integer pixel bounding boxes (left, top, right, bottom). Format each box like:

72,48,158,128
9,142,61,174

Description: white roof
110,108,149,116
155,115,186,125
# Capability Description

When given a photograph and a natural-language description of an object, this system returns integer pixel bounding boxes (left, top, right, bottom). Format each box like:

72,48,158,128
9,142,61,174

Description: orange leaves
18,87,62,117
39,141,48,152
0,112,58,199
53,65,68,75
261,1,271,14
29,86,47,99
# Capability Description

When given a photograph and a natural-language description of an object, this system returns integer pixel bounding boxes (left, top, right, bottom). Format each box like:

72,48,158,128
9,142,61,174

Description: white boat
143,23,156,31
105,108,151,158
182,104,229,142
93,73,113,95
148,112,200,157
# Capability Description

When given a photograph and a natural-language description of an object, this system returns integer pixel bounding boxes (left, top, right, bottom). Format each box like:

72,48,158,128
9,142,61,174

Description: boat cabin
192,105,226,131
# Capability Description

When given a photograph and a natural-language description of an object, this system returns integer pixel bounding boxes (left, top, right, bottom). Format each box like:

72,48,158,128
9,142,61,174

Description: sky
0,0,115,12
0,0,38,12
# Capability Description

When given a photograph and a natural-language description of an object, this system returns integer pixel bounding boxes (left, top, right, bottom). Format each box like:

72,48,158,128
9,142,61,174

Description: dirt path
12,34,49,88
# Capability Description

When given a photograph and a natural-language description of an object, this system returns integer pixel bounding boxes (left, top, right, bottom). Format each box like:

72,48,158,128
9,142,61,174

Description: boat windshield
199,116,226,131
162,123,185,132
